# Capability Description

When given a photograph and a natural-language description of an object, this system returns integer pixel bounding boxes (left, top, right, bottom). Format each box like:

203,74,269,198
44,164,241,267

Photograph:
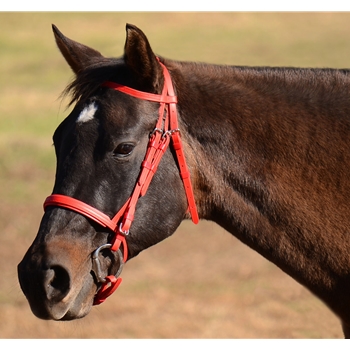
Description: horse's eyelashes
113,143,135,158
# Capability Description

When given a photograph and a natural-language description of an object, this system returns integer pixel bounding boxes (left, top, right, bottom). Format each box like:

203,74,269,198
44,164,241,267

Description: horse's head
18,24,198,320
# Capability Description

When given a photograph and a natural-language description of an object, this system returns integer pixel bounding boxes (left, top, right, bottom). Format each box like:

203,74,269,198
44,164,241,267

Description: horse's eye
113,143,135,157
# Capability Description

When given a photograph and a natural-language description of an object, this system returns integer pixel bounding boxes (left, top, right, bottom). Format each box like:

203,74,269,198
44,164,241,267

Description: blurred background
1,12,349,338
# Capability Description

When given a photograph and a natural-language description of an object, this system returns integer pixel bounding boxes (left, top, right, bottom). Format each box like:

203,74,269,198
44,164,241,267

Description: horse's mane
63,58,122,106
64,56,350,110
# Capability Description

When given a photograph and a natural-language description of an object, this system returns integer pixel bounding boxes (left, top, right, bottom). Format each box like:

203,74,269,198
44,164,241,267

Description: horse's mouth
18,258,98,321
29,281,97,321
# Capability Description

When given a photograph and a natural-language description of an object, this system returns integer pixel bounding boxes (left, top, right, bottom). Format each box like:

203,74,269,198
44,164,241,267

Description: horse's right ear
124,23,163,92
52,24,104,75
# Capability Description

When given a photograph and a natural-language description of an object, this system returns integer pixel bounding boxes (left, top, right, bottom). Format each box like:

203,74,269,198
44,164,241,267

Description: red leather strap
44,194,129,261
44,194,119,232
93,276,122,305
171,132,199,224
102,82,177,104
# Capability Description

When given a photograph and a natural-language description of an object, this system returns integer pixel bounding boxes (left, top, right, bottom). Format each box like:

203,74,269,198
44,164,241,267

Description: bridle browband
43,59,199,305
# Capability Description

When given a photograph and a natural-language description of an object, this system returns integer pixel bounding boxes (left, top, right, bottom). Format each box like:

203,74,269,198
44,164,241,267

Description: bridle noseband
43,59,199,305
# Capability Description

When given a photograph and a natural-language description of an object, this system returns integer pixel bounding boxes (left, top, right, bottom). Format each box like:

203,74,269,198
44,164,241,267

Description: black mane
64,57,122,105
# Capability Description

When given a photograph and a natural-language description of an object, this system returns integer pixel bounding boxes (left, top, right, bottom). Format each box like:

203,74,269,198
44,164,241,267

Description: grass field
1,12,350,339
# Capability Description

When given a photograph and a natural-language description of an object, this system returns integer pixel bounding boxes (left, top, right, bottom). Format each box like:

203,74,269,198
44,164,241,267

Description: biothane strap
44,194,129,261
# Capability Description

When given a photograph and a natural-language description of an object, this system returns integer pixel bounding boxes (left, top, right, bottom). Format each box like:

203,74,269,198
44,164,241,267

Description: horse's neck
176,61,350,312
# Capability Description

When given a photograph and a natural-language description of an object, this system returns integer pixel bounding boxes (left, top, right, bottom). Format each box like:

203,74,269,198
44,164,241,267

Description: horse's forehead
72,95,155,134
74,99,123,127
76,102,98,124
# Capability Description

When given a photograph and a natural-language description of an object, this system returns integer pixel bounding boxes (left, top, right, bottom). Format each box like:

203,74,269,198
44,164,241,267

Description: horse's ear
124,23,163,91
52,24,104,75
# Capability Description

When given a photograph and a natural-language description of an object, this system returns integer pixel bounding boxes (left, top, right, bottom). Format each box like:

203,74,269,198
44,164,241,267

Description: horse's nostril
44,265,70,301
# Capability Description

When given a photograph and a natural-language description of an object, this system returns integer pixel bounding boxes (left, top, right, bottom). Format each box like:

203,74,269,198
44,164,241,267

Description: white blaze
76,102,98,123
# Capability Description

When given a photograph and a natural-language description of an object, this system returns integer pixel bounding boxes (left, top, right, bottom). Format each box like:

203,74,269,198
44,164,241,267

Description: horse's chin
53,302,93,321
47,298,93,321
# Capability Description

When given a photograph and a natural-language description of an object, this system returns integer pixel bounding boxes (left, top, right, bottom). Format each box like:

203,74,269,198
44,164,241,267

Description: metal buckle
149,128,163,138
119,222,130,236
162,128,180,138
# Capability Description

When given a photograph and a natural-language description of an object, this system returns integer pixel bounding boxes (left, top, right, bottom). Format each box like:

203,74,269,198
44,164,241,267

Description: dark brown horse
18,23,350,338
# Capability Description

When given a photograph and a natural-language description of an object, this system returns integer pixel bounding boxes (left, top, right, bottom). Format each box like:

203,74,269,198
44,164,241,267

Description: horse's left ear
124,24,163,92
52,24,104,75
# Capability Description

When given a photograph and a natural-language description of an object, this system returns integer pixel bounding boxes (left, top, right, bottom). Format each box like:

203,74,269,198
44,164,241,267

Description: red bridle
43,59,199,305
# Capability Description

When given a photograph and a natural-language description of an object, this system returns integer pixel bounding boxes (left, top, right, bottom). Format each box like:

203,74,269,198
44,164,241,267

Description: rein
43,59,199,305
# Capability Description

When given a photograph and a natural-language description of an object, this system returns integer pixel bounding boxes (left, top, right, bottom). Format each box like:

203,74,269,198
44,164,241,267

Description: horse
17,23,350,338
